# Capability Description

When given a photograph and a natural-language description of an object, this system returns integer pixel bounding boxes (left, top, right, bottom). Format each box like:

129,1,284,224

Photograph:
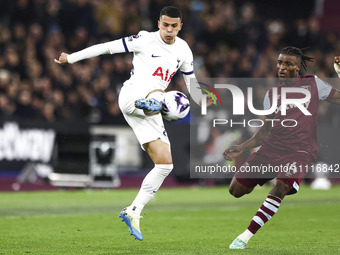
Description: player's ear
158,20,160,29
296,65,301,73
179,23,183,31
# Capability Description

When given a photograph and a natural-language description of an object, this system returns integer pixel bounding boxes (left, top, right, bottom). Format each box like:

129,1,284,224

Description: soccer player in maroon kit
223,46,340,249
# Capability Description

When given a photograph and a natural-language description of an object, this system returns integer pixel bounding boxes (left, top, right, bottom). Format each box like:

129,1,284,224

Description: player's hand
223,145,243,161
206,94,216,107
54,52,69,65
334,56,340,76
199,94,217,107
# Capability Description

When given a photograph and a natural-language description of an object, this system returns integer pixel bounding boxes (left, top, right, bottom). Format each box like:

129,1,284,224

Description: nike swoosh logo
152,54,161,58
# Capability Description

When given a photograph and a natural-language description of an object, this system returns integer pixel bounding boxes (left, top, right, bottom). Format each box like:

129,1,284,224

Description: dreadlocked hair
280,46,314,71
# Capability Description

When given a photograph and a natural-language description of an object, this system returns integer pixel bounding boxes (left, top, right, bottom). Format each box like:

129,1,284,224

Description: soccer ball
161,91,190,121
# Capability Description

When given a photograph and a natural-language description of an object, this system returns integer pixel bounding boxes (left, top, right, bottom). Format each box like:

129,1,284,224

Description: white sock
237,229,254,243
130,164,173,215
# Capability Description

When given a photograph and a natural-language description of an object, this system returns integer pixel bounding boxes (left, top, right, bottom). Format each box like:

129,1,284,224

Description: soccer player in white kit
54,6,201,241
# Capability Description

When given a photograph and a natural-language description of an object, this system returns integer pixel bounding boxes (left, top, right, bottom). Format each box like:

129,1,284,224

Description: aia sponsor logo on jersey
152,67,176,82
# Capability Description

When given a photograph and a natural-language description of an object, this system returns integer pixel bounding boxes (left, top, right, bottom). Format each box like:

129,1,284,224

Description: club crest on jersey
153,67,176,82
176,59,180,68
300,85,311,92
128,35,140,41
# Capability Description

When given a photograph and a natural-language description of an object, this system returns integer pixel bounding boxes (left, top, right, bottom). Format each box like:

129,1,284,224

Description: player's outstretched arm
223,118,271,161
327,89,340,104
53,41,122,65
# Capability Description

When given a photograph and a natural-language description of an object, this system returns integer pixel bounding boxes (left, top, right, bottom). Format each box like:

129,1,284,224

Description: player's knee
155,164,173,178
229,178,254,198
153,149,173,164
229,184,244,198
155,153,172,164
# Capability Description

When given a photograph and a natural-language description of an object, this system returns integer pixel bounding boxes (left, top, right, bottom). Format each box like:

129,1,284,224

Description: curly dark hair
280,46,314,70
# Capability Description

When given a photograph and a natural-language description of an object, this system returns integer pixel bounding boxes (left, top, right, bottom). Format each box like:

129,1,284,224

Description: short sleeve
180,44,194,75
121,31,150,53
315,76,334,101
263,90,271,110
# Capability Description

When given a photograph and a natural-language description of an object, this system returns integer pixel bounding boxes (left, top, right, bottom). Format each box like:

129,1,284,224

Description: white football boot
119,206,143,241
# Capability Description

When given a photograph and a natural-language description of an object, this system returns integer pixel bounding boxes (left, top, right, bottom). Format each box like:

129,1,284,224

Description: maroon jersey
263,75,336,161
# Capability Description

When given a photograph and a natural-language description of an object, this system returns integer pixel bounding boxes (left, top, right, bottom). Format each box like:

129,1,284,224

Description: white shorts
118,84,170,148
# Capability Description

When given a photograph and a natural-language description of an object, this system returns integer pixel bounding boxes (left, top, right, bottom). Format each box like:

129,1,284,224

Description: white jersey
67,30,195,94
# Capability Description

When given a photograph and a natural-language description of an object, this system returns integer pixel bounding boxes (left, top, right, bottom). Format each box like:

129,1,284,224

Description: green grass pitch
1,184,340,254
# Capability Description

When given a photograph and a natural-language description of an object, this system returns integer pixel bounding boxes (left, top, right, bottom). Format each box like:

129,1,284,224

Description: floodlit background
1,1,340,254
2,0,339,189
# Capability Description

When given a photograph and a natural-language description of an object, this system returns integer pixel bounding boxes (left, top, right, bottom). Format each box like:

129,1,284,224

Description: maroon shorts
234,146,313,194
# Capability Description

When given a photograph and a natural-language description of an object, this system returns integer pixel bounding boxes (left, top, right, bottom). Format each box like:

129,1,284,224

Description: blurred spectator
0,0,339,126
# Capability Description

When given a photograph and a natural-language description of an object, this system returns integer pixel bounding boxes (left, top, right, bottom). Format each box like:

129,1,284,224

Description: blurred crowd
0,0,340,124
